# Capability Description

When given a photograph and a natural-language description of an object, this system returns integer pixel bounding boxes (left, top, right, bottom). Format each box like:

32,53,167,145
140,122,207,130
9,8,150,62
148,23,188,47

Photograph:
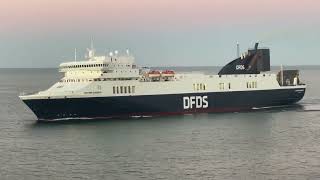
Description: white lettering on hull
183,96,208,109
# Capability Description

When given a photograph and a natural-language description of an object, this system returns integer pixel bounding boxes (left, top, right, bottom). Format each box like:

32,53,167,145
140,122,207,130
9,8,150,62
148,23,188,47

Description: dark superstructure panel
218,43,270,75
250,48,270,72
277,70,300,86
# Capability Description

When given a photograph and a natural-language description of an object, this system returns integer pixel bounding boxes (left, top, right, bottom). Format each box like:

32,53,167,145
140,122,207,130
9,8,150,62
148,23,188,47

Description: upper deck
59,54,135,72
58,47,142,80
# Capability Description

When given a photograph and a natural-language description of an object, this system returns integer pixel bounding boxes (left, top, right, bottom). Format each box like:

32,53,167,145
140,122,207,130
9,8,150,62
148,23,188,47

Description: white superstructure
20,46,304,101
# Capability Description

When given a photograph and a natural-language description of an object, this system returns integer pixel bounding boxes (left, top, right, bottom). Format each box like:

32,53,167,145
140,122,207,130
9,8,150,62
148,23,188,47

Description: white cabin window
120,86,123,93
132,86,135,93
194,83,206,91
128,86,131,93
124,86,127,93
219,83,224,90
246,81,257,88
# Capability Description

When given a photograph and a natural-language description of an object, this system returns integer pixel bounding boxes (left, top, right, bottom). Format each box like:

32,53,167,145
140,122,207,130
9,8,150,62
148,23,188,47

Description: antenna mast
281,64,284,86
237,42,240,58
87,38,95,60
90,38,94,50
74,48,77,62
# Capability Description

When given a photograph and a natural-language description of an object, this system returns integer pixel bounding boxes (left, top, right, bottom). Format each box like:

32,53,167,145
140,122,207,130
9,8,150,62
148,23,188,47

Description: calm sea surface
0,67,320,180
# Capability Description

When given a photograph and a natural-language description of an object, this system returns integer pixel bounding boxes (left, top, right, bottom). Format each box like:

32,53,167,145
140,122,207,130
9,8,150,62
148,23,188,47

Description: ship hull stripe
22,88,305,121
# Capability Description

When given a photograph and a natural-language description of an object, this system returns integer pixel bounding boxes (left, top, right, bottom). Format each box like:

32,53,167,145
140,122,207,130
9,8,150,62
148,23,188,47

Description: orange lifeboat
161,70,175,77
147,70,161,78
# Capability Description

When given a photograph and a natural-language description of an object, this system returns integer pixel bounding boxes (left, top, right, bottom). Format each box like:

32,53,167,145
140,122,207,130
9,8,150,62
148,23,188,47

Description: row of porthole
219,83,231,90
60,77,139,83
113,86,136,94
61,64,132,69
193,83,207,91
60,79,92,83
218,82,257,90
247,81,258,88
67,70,137,74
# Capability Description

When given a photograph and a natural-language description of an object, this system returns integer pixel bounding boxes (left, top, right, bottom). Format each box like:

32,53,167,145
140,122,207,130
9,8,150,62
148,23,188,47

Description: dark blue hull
22,87,306,121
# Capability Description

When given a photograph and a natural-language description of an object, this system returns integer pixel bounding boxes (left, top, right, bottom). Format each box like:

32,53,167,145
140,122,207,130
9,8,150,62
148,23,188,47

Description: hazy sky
1,0,320,67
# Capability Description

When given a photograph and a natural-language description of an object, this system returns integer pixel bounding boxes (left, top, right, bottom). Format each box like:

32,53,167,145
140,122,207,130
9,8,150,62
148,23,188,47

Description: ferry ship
19,43,306,121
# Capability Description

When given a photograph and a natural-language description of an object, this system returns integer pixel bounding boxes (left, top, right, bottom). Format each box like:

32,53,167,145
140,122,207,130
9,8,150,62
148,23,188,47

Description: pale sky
1,0,320,67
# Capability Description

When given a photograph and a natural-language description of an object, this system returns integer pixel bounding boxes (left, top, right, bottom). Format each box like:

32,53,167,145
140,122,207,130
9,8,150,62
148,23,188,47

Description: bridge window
120,86,123,93
128,86,131,93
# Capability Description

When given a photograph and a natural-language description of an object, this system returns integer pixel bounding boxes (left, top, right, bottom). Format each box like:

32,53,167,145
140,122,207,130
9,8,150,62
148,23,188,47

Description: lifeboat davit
161,70,175,77
148,70,161,78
